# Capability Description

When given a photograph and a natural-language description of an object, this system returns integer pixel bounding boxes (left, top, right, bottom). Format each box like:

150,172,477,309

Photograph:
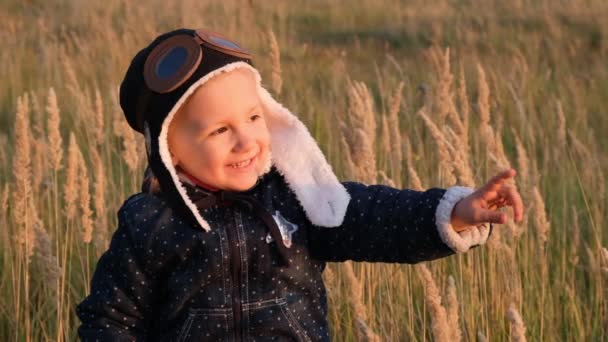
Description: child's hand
450,169,525,232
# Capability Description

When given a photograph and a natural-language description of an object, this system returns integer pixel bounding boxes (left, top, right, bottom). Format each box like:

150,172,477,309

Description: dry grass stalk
381,115,391,164
509,131,530,238
555,100,566,159
339,131,356,179
493,121,511,170
477,331,488,342
585,246,597,270
417,108,457,185
64,133,79,220
12,95,32,228
347,79,377,144
353,129,377,184
457,63,470,143
493,240,523,306
29,91,44,139
34,139,48,194
341,79,385,184
0,183,8,251
446,275,462,341
28,93,48,191
443,126,476,187
478,66,512,172
15,222,35,265
567,130,592,163
343,261,380,342
600,247,608,275
91,149,107,252
378,170,396,188
507,303,527,342
476,63,512,169
408,166,424,191
1,183,8,222
340,124,377,184
322,264,336,291
46,87,63,171
62,57,90,121
404,138,424,190
477,63,494,150
31,210,61,293
416,264,451,342
567,129,600,178
531,186,550,249
268,30,282,96
569,207,580,266
12,96,35,269
77,150,93,244
435,48,467,145
93,87,105,146
424,48,475,187
354,319,381,342
566,129,605,200
0,134,7,169
512,131,531,191
113,115,140,172
387,82,404,186
435,47,454,124
506,82,527,130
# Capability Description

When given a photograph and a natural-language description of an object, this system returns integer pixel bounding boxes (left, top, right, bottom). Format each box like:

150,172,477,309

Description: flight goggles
143,28,252,93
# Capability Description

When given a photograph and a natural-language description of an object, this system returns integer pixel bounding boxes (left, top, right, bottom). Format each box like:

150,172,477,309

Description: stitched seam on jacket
215,210,230,307
235,210,250,340
280,304,312,342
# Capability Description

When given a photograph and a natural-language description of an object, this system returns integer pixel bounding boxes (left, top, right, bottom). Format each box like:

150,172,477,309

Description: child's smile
168,68,271,191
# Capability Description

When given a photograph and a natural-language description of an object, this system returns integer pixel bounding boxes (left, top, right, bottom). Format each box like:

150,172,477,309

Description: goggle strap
135,87,152,132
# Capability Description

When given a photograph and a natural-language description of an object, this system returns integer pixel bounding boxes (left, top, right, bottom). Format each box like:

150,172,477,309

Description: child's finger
500,186,524,222
479,169,516,200
476,208,507,225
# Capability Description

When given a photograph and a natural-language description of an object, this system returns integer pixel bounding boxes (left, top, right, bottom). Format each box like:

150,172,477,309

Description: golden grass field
1,0,607,340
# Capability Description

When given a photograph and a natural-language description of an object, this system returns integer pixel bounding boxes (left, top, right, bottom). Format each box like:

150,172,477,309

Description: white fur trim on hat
157,61,350,232
435,186,491,253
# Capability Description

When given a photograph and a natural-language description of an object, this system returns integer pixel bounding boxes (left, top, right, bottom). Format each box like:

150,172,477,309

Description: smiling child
76,28,523,341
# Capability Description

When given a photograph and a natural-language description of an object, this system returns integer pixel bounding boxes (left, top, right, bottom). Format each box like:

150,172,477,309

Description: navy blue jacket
76,167,463,341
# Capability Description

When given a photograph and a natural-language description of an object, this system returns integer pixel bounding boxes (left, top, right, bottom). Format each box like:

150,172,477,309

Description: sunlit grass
0,0,606,340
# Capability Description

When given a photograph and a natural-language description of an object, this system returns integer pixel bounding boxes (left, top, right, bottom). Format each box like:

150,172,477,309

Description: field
0,0,607,340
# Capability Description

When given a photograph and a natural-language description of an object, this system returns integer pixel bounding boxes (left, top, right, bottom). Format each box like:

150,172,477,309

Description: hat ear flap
257,86,350,227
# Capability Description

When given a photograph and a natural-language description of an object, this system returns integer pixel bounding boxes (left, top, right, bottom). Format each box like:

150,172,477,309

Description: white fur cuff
435,186,491,253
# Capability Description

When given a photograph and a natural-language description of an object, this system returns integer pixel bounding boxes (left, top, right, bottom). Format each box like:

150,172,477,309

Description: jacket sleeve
307,182,492,264
76,206,158,341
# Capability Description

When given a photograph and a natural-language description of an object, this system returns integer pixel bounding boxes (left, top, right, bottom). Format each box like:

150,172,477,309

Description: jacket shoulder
116,192,179,239
119,192,169,218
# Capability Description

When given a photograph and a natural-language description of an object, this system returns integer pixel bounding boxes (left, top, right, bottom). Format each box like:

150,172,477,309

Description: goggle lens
156,46,189,79
208,36,242,50
196,29,252,59
143,29,251,94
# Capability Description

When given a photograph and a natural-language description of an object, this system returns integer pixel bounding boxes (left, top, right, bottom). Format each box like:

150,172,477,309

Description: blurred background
0,0,606,340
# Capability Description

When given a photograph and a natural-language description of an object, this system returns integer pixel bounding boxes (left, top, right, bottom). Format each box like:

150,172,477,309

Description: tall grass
1,0,606,340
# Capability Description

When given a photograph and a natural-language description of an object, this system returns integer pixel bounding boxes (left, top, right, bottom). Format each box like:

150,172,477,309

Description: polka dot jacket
76,167,492,341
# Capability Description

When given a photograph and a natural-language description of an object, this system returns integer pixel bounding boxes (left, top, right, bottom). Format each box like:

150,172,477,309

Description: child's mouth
227,154,257,170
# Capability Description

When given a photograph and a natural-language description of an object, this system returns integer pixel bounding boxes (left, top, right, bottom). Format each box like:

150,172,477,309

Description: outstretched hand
450,169,525,232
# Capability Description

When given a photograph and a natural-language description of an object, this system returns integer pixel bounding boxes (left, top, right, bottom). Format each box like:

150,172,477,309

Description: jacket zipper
225,213,243,341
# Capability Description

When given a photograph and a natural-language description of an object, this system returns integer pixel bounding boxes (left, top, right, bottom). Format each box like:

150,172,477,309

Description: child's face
168,68,271,192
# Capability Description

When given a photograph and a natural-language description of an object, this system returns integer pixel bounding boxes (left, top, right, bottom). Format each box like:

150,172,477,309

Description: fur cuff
435,186,491,253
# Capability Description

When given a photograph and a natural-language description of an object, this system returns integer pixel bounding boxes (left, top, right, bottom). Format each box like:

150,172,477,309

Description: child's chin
224,175,258,192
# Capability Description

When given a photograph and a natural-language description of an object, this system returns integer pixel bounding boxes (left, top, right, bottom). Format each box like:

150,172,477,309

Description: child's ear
168,149,179,166
171,152,179,166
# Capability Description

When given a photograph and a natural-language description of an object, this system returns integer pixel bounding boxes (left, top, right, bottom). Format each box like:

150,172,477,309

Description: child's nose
232,131,256,153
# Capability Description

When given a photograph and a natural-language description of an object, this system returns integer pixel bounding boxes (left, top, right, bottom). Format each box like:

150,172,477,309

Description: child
76,28,523,341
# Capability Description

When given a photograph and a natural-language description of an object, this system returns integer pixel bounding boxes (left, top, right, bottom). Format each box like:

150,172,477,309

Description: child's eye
250,114,262,121
210,127,227,136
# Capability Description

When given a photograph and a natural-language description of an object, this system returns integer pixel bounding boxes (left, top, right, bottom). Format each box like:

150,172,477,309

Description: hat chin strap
157,61,350,232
